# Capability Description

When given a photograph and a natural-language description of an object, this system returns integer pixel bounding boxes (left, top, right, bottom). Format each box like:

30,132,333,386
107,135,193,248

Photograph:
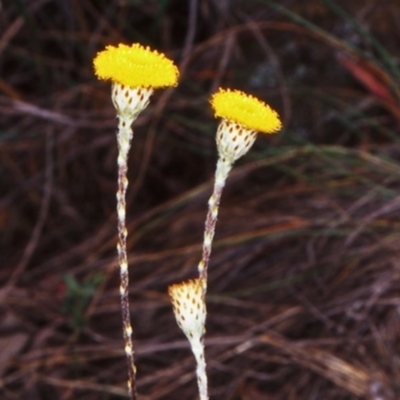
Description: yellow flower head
93,43,179,88
210,88,282,134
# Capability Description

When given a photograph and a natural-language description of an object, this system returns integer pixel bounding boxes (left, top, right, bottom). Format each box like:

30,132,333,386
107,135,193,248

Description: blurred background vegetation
1,0,400,399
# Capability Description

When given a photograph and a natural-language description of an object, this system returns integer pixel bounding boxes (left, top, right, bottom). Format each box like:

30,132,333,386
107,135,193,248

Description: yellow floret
93,43,179,88
210,88,282,134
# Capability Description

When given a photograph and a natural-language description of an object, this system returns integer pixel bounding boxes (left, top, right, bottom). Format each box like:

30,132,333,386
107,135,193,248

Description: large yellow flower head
210,88,282,134
93,43,179,88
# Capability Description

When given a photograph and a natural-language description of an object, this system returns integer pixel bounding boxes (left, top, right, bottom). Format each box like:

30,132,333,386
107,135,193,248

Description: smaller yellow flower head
93,43,179,88
210,88,282,134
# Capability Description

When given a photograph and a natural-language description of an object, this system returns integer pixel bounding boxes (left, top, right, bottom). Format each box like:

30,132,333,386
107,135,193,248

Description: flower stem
192,337,208,400
116,116,138,400
198,157,232,292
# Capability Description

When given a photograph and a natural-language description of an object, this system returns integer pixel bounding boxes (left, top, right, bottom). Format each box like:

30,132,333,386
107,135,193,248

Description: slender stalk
116,116,137,400
198,157,232,290
192,337,208,400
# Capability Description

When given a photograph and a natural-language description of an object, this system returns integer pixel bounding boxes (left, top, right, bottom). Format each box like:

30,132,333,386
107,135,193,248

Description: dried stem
192,337,209,400
116,115,137,400
198,157,232,291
